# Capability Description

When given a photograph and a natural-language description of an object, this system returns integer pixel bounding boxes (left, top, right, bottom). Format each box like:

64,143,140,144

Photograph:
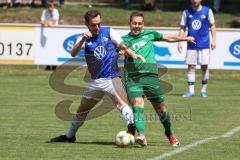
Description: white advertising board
0,26,35,64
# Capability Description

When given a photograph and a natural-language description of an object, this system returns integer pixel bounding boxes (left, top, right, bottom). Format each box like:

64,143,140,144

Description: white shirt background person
40,4,59,27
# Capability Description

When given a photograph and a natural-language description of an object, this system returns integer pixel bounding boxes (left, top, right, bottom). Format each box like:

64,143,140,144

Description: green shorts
124,73,165,103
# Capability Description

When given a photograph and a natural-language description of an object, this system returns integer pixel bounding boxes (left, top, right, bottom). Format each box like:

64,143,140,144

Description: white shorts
185,49,210,65
82,77,129,106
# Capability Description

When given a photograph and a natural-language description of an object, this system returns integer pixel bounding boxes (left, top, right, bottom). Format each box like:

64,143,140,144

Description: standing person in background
40,2,59,70
213,0,222,12
4,0,13,8
178,0,216,98
4,0,21,8
40,2,59,26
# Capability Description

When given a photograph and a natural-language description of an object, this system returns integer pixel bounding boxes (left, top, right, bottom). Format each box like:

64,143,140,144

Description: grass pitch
0,65,239,160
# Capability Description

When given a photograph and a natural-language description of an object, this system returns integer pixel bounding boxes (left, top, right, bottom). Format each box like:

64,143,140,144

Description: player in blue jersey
178,0,216,98
50,10,145,143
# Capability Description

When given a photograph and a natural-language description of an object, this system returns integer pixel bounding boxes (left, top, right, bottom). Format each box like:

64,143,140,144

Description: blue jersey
84,27,120,79
184,6,212,50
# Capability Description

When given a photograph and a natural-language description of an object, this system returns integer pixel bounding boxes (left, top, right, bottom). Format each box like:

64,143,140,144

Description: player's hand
82,31,92,40
118,49,126,57
177,42,183,53
186,36,196,44
211,41,216,50
134,54,146,63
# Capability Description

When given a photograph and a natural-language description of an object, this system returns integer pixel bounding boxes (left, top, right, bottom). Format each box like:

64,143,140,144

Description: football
115,131,135,148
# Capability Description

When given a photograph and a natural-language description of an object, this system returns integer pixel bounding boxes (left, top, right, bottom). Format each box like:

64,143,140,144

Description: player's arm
110,28,145,62
209,9,216,50
162,10,195,43
162,33,195,43
71,31,91,57
40,10,47,26
210,23,216,49
119,43,145,62
178,10,187,53
51,9,59,26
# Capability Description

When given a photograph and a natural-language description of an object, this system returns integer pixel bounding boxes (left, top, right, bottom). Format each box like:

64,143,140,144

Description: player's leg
151,102,179,146
131,97,145,135
108,78,134,124
200,65,209,97
50,97,100,143
124,75,147,146
131,97,147,146
50,81,104,143
186,64,196,96
199,49,210,97
143,74,179,146
65,97,100,139
183,50,197,97
106,77,136,135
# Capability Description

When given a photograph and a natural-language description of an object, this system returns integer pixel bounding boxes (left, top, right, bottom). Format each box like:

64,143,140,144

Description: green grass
0,5,240,28
0,65,239,160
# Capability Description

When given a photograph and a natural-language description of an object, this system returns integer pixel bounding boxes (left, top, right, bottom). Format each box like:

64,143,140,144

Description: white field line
148,126,240,160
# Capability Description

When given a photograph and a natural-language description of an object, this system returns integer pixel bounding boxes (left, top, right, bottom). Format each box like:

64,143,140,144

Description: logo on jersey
192,20,202,30
102,37,109,42
133,40,147,50
143,35,148,39
229,39,240,59
201,14,206,19
94,46,106,59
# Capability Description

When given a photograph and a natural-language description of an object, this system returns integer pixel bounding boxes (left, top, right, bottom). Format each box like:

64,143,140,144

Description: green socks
133,106,145,134
133,106,173,137
159,111,173,137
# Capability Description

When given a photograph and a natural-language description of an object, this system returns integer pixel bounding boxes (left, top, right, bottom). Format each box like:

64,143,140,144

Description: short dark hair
84,10,101,23
129,12,144,22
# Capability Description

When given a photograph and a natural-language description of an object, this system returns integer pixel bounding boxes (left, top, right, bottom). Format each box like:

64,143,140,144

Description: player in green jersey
121,12,195,146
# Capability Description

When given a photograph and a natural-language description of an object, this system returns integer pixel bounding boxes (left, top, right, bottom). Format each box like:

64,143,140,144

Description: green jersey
122,30,163,74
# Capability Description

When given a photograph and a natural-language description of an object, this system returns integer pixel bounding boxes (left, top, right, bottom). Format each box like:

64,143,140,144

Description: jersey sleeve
208,9,215,24
152,31,163,41
75,36,85,49
180,10,187,26
110,28,124,46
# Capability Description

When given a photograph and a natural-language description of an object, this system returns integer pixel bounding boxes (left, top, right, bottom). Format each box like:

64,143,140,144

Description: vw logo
94,46,106,59
192,20,202,30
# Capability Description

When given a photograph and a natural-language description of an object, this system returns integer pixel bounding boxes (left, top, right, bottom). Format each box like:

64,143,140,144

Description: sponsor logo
94,46,106,59
143,35,148,38
63,33,84,55
133,40,147,50
102,37,109,42
201,14,206,19
229,39,240,59
153,44,172,60
191,20,202,30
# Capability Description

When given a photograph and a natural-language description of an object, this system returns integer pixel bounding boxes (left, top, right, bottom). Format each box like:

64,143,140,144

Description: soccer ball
115,131,135,148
